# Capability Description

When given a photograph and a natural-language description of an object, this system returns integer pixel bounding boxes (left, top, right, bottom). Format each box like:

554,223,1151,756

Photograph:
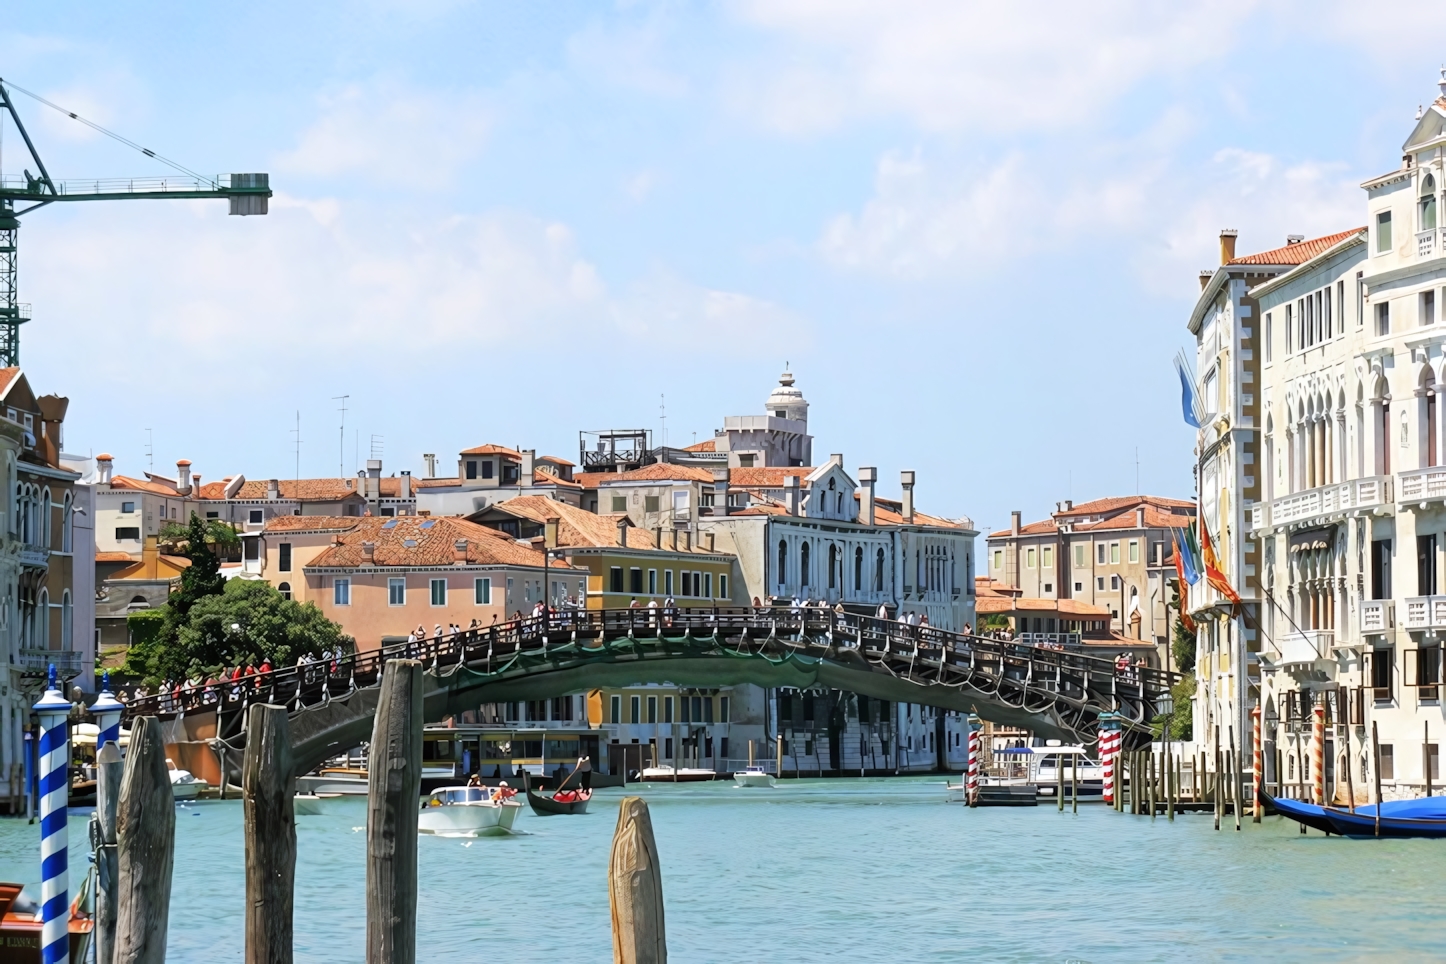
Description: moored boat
640,765,716,782
418,786,521,836
1,880,94,962
168,760,210,801
523,773,591,815
1260,791,1336,833
733,765,775,788
293,793,326,816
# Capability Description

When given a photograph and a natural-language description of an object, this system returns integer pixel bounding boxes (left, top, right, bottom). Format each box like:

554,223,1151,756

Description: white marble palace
1191,68,1446,800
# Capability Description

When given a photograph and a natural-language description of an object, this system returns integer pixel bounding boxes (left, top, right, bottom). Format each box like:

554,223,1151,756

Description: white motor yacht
733,765,776,788
418,786,522,836
293,794,325,816
167,760,209,801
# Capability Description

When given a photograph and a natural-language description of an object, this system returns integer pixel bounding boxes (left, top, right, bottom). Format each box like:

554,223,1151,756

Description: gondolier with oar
562,754,592,793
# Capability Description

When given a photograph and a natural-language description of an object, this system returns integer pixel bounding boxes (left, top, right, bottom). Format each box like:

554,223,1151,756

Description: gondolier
572,754,592,792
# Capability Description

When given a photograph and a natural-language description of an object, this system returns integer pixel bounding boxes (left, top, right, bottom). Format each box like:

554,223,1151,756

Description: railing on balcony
17,545,49,568
1402,595,1446,631
1361,599,1394,635
18,648,83,675
1419,228,1443,259
1261,476,1393,530
1276,630,1334,665
1398,466,1446,504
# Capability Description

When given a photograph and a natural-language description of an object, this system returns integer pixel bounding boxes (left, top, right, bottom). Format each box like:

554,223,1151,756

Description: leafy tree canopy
126,579,351,684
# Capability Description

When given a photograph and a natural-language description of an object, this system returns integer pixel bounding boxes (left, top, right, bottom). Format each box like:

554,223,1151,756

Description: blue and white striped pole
33,664,71,964
90,672,124,758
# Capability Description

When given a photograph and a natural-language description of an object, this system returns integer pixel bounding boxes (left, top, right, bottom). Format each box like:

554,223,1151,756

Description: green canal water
2,777,1443,962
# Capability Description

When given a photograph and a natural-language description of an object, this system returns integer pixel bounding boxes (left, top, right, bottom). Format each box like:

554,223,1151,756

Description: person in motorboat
467,772,482,788
495,781,518,802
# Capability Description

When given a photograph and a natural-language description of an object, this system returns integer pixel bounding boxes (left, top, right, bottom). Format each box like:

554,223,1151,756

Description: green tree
160,513,239,620
1152,675,1196,741
128,578,351,683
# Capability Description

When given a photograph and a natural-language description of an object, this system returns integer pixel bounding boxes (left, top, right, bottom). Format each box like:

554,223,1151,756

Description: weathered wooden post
1213,747,1222,831
367,659,423,964
1371,721,1383,838
1166,741,1174,822
610,796,666,964
94,740,123,964
1148,749,1157,818
244,704,295,964
1056,750,1064,812
1343,725,1357,813
114,716,176,964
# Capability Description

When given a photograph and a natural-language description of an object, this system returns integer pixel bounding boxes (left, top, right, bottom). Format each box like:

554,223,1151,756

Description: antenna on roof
333,395,348,478
291,411,302,482
659,394,667,451
145,428,153,473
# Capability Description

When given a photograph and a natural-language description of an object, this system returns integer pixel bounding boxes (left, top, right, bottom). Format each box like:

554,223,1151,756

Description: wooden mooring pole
244,704,295,964
367,659,424,964
1371,721,1383,838
94,740,123,964
1166,742,1174,821
610,796,666,964
1148,750,1157,819
1343,724,1357,813
1213,747,1222,831
114,716,176,964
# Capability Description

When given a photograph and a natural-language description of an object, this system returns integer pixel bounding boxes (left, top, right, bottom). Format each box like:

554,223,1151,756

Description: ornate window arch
61,490,73,553
777,540,787,589
800,541,811,588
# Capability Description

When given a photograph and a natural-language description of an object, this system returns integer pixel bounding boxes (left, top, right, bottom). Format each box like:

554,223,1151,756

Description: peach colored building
258,514,587,648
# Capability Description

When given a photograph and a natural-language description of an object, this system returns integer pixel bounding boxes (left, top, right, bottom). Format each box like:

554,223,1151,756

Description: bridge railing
119,607,1175,726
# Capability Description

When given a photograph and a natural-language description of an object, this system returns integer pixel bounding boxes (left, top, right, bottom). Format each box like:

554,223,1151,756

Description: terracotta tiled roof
0,367,20,397
109,475,182,496
96,551,137,564
682,438,717,453
870,497,963,529
599,463,716,484
730,467,811,488
539,455,575,467
304,515,582,571
195,477,412,502
263,516,364,533
533,468,582,489
482,496,723,554
414,477,459,488
988,495,1195,538
459,444,521,458
975,596,1111,617
974,576,1020,598
1228,228,1365,266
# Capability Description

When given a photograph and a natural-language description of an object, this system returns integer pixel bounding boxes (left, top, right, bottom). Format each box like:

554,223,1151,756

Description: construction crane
0,77,271,367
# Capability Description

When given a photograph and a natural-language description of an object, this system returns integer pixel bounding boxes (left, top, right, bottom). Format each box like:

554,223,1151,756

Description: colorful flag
1176,527,1201,586
1171,532,1196,634
1199,517,1241,605
1174,351,1203,429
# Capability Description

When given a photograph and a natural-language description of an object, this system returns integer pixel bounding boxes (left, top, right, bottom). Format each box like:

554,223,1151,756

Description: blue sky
3,1,1444,534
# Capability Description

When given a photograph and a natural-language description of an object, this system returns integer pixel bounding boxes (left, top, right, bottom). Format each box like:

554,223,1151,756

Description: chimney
176,459,192,495
858,466,877,525
1218,229,1238,265
423,453,437,478
521,449,536,484
454,538,469,564
900,470,915,524
362,540,376,565
96,453,114,485
704,531,715,552
192,473,202,492
711,467,729,516
1286,234,1304,245
1010,510,1021,536
1063,500,1072,511
267,478,280,501
829,453,843,468
544,515,560,549
366,459,382,500
142,534,159,576
784,474,801,516
1198,270,1213,291
617,517,629,547
400,470,412,499
1136,506,1146,528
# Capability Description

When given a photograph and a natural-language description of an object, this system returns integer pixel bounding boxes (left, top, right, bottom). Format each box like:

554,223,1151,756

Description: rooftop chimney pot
1219,229,1238,265
1010,510,1021,536
858,466,877,526
900,470,916,524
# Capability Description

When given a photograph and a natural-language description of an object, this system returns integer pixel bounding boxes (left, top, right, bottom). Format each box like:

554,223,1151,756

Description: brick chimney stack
1219,229,1238,265
900,470,915,524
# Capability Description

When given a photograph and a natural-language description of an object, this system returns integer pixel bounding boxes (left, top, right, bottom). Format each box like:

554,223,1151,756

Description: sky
2,1,1445,536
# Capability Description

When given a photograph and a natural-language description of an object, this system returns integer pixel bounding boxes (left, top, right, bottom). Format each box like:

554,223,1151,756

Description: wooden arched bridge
122,609,1176,774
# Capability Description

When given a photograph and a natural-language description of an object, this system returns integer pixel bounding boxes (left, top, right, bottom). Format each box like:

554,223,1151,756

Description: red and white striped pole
1313,703,1326,806
1251,705,1262,823
1100,715,1118,806
966,715,981,807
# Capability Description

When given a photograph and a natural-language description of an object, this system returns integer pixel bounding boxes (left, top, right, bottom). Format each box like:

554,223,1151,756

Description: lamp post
90,671,124,756
33,665,72,964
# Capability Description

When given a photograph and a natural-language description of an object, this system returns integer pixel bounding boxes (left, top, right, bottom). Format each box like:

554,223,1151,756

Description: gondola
1260,790,1336,834
522,772,591,815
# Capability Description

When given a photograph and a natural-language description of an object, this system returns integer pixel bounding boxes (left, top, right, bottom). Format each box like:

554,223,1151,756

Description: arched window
37,587,48,648
61,491,73,553
854,547,863,591
875,548,885,592
278,582,292,600
800,542,811,588
61,590,72,648
828,544,837,589
40,487,51,549
777,540,788,588
1424,173,1438,232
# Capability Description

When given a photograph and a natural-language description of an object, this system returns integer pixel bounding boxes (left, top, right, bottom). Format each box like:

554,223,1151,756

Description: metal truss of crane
0,77,272,367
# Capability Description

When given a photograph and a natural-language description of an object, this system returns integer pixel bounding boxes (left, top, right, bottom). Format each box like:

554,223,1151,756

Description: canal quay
5,778,1445,963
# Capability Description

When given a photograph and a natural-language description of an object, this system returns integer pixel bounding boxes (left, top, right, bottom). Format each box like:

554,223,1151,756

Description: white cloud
610,270,811,349
566,11,692,98
273,80,493,185
724,0,1260,134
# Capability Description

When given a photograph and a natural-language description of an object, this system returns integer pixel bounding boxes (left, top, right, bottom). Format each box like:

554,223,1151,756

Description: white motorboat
640,765,716,783
733,765,775,788
296,767,370,795
167,760,209,801
293,794,325,816
418,786,522,836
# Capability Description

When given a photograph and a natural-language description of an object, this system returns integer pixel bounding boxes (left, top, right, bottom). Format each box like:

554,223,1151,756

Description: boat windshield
435,787,489,804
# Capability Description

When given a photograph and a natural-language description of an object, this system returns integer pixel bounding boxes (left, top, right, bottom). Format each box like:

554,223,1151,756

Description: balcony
1398,466,1446,506
19,648,84,676
1419,228,1444,259
17,545,49,569
1361,599,1394,635
1402,595,1446,631
1255,476,1393,531
1273,630,1334,670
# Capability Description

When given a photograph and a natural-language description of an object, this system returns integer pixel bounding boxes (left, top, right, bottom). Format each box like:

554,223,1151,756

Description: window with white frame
334,578,351,606
1377,210,1393,253
389,578,405,606
475,577,491,604
249,509,264,525
719,573,728,599
431,579,447,606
